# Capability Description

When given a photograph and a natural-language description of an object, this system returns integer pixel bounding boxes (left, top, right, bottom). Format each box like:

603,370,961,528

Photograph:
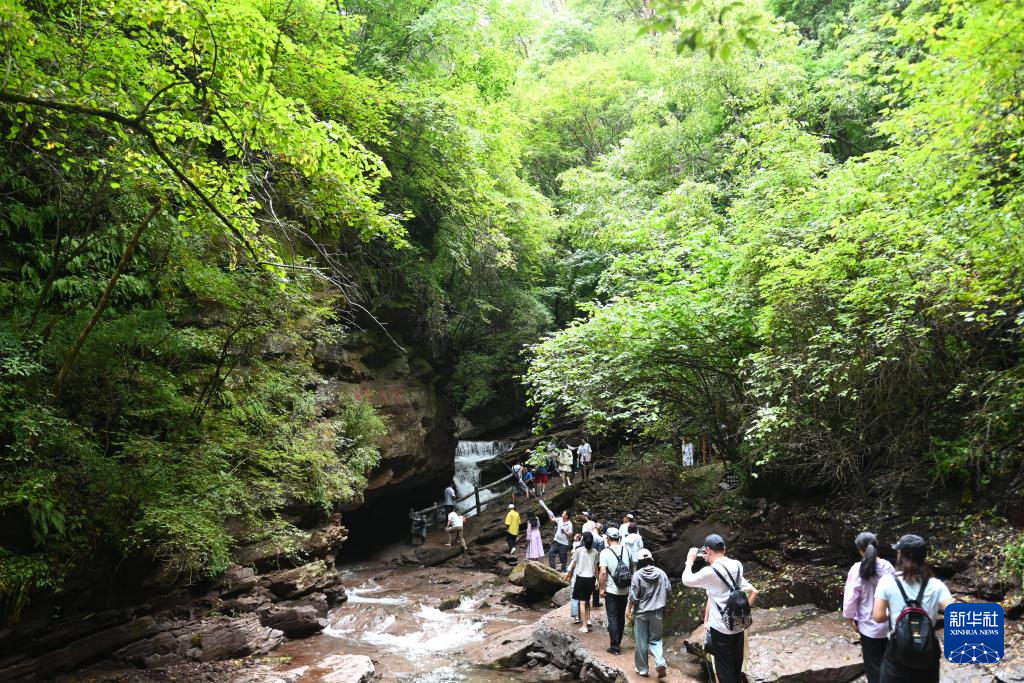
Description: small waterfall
452,440,512,516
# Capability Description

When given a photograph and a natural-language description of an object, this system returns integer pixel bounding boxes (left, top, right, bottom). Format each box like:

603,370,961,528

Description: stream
267,564,546,682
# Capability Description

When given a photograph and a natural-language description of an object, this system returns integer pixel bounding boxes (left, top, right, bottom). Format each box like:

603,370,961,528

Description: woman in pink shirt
842,532,895,683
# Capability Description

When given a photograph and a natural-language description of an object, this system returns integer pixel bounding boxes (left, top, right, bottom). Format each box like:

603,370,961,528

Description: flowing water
452,440,513,516
269,564,547,682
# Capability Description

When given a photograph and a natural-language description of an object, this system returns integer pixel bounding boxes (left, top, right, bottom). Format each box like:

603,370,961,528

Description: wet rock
220,589,273,615
264,560,335,600
257,603,326,638
510,560,568,597
467,623,535,668
408,543,463,566
316,654,375,683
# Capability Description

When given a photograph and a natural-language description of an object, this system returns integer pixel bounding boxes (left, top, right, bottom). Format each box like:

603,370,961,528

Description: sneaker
443,543,452,547
510,548,516,553
656,665,667,679
635,669,649,678
571,617,581,625
606,646,620,655
579,626,589,633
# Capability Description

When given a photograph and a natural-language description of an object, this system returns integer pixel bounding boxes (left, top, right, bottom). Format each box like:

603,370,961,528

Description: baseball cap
606,528,621,540
508,503,515,509
703,533,726,551
582,511,591,518
892,534,927,552
636,548,653,561
625,513,635,519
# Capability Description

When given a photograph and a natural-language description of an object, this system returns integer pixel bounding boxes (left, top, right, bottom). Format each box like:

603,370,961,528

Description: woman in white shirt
564,531,599,632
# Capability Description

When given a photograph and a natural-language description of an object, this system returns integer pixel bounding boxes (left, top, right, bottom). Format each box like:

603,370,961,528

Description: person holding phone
682,534,758,683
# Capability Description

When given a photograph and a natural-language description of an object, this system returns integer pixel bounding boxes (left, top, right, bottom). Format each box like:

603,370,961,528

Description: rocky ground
6,443,1022,682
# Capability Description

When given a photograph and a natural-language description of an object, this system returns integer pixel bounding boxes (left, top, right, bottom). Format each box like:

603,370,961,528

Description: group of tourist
505,502,953,683
511,439,594,501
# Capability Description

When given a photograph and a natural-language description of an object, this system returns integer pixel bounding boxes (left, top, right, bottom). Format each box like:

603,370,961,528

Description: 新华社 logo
944,603,1004,664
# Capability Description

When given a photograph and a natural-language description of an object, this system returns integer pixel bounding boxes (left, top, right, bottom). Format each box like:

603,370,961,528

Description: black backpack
610,547,632,589
890,578,938,668
711,564,753,631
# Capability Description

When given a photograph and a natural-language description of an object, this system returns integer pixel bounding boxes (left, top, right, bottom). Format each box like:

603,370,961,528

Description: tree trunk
52,202,162,395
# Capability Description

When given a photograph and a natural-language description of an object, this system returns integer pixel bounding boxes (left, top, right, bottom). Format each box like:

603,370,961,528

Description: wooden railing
409,472,516,544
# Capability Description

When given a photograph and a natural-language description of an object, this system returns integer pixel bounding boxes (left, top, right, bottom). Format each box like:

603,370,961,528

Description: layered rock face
313,328,452,506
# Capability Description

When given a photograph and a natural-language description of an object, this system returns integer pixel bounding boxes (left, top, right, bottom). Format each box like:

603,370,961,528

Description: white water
452,440,512,516
325,603,487,660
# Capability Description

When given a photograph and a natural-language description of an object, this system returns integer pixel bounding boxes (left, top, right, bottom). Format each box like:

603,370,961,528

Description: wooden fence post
474,486,481,515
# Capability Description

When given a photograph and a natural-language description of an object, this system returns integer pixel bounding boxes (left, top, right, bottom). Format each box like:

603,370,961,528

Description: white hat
636,548,653,561
625,513,634,519
606,528,621,540
508,503,515,509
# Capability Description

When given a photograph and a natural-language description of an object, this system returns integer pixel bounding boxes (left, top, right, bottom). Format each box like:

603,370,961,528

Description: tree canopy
2,0,1022,618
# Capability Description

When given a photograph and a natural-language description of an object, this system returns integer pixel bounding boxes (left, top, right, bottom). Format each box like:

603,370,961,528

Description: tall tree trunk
52,202,162,395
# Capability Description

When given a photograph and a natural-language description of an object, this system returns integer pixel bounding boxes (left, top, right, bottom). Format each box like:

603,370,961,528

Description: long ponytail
856,532,879,580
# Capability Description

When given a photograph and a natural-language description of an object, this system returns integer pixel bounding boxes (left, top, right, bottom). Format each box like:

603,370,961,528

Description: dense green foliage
2,0,1021,620
524,0,1024,494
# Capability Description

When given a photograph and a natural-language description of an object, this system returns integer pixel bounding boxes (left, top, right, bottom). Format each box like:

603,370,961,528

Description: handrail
408,472,518,543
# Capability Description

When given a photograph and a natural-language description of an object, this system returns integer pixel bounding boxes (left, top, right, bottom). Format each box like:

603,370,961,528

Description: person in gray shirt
626,548,671,678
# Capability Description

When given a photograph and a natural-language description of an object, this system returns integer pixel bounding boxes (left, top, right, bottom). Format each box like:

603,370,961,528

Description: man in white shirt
540,500,572,570
577,440,593,480
445,509,466,551
682,534,758,683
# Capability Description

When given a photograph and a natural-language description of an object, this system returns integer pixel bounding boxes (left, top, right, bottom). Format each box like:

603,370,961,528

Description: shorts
572,576,597,601
537,473,548,484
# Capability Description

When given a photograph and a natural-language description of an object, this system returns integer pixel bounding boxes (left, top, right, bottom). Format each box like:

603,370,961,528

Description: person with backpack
565,531,600,633
682,534,758,683
843,532,896,683
624,523,644,571
872,534,955,683
598,527,633,655
626,548,671,679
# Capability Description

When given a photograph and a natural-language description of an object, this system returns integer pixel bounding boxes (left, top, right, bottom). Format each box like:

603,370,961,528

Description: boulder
257,604,326,638
264,560,335,600
467,623,535,668
551,586,572,607
215,565,259,598
316,654,375,683
407,544,463,566
510,561,567,597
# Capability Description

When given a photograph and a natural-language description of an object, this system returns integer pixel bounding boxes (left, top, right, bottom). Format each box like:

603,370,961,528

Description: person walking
525,515,545,560
591,522,605,607
445,508,467,551
564,531,599,633
682,534,758,683
578,439,593,479
618,513,634,539
843,532,895,683
624,523,644,571
442,482,456,518
540,500,573,570
558,445,574,487
511,460,527,504
535,458,549,497
872,534,955,683
626,549,670,679
570,533,582,623
522,467,535,500
598,527,633,655
504,503,521,554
